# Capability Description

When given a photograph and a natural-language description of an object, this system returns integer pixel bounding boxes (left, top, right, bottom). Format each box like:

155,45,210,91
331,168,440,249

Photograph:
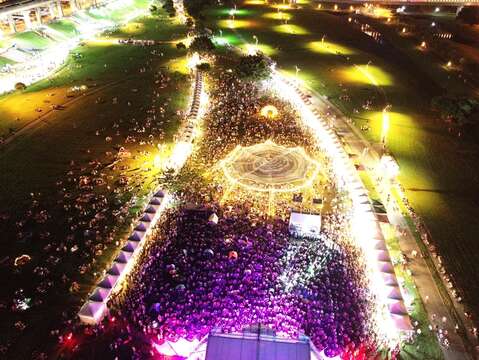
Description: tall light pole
381,105,391,147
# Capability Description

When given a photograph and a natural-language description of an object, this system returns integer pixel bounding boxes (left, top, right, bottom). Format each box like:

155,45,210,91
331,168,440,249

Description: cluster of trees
158,0,176,17
189,35,215,54
236,54,272,80
431,95,479,136
183,0,217,17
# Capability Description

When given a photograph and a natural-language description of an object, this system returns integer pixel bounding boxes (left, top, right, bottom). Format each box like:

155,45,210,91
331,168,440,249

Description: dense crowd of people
108,204,374,358
85,63,380,358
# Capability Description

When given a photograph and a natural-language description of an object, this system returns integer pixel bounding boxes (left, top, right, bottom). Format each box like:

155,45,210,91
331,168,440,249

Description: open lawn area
0,7,190,358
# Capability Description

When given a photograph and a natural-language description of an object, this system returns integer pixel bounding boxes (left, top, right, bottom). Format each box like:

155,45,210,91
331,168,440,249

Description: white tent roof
206,332,311,360
89,287,112,302
115,250,133,263
289,212,321,238
78,301,107,325
108,261,127,276
98,274,119,289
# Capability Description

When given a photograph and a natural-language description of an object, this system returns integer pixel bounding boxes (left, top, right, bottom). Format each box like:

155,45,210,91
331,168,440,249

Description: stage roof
205,331,311,360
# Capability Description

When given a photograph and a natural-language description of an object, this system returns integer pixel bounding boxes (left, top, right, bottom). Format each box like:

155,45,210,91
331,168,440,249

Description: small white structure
288,211,321,238
78,301,107,325
208,213,219,224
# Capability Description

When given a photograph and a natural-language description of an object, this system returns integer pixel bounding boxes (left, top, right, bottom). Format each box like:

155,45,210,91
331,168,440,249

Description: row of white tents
78,69,206,325
277,74,413,334
78,190,168,325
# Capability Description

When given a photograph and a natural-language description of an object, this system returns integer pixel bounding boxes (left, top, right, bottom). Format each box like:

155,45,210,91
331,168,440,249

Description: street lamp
253,35,258,45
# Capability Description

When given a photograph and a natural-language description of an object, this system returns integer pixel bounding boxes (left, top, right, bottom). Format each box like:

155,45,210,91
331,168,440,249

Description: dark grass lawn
0,9,190,358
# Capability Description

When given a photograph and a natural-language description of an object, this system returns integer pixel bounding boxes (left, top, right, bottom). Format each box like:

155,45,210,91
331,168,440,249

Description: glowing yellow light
120,22,144,34
386,17,391,23
420,41,426,48
241,43,278,56
244,0,265,5
446,61,452,67
401,27,406,33
271,4,291,10
188,52,200,69
339,65,393,86
262,11,293,21
217,19,255,29
349,5,354,11
381,106,390,144
372,7,391,18
166,56,189,75
306,40,355,55
334,4,338,10
380,155,399,179
317,4,322,9
348,17,352,22
260,105,279,119
273,24,310,35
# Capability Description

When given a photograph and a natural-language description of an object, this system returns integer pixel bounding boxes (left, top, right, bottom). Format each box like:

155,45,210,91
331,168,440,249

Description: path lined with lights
272,72,411,346
293,78,475,359
78,67,207,324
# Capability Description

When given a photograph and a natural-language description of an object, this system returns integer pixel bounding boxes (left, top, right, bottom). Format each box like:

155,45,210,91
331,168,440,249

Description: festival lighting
270,72,405,347
217,19,255,29
188,52,200,69
339,64,392,86
273,24,310,35
306,40,355,55
380,155,400,180
219,141,321,193
260,104,279,119
262,11,293,21
381,106,390,145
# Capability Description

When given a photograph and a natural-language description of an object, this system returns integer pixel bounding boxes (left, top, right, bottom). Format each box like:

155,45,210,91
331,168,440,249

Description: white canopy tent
78,301,107,325
288,212,321,238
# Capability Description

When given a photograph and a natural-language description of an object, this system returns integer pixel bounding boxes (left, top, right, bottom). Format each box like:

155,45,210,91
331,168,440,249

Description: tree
457,6,479,25
196,62,211,71
236,54,272,81
176,42,187,50
431,95,479,129
189,36,215,54
15,82,27,91
183,0,216,17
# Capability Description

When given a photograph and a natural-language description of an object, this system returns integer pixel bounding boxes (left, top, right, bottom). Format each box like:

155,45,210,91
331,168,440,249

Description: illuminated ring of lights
260,105,279,119
220,141,320,192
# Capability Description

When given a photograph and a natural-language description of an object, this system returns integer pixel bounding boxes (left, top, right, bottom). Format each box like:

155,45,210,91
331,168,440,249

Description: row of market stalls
78,68,206,325
275,74,412,336
78,190,168,325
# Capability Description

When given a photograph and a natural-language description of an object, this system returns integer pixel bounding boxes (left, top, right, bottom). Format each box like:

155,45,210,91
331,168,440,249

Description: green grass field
47,19,80,37
0,5,190,358
203,0,479,325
